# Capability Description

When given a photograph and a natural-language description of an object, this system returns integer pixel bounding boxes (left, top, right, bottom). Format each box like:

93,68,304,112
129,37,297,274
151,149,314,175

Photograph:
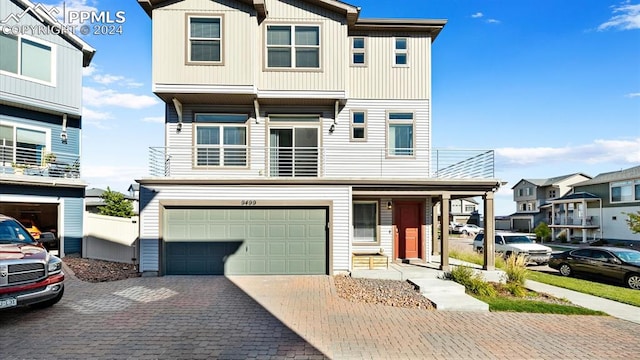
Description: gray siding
63,197,83,254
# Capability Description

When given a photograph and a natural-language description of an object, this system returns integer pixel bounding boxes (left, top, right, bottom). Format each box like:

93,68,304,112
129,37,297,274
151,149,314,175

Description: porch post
483,191,496,271
432,199,440,256
440,193,450,271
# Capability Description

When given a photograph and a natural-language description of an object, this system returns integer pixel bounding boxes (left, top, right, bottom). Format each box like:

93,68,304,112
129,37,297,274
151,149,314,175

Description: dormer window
266,25,320,69
188,16,222,63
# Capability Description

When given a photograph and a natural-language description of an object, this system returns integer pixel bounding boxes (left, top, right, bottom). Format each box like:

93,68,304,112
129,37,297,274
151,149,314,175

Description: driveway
1,275,640,360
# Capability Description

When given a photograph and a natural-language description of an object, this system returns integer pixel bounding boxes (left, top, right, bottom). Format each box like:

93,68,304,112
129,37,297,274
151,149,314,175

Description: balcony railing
0,145,80,179
149,146,495,179
552,216,600,227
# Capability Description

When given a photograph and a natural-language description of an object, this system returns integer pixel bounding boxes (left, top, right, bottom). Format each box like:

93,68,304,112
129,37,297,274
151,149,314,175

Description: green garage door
164,207,328,275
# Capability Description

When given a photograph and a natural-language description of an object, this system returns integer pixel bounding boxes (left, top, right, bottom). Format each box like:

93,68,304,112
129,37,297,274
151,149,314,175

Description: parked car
19,218,41,240
453,223,482,236
548,247,640,289
473,232,553,265
0,214,65,310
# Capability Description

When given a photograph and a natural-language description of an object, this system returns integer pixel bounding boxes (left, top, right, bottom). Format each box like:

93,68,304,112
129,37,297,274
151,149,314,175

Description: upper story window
549,189,557,198
394,37,408,66
351,37,366,66
464,205,476,212
611,180,640,203
350,110,367,141
266,25,320,69
194,114,248,167
387,112,414,156
188,16,222,63
0,123,50,167
0,33,55,85
526,187,533,196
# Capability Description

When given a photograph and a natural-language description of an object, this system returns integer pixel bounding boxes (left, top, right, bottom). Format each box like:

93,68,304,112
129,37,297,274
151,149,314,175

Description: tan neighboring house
135,0,502,276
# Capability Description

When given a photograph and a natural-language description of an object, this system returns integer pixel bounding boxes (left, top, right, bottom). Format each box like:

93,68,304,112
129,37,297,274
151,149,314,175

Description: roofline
351,18,447,40
12,0,95,66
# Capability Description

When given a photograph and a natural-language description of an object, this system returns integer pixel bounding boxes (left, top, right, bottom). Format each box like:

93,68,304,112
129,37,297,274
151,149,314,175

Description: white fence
83,213,139,264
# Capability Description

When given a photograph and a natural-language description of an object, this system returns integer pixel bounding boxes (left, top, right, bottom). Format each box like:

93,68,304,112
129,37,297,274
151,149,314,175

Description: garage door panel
164,208,327,275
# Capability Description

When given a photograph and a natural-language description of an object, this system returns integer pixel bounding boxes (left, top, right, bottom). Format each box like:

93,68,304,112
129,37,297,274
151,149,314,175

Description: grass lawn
475,295,606,315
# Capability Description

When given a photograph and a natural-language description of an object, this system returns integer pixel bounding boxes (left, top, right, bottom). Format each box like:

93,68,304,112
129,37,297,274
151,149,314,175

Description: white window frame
187,14,223,64
193,114,248,168
350,110,367,142
0,121,52,167
350,37,366,66
386,111,415,157
0,33,56,86
352,200,379,245
265,24,321,69
393,37,408,67
610,180,640,203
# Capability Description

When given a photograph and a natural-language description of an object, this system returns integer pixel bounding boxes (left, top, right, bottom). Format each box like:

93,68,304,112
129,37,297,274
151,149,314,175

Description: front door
395,201,421,259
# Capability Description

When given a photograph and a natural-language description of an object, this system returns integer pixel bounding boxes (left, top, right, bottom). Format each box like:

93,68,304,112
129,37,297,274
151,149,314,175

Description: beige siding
152,0,257,86
258,1,348,92
139,184,351,272
349,34,432,99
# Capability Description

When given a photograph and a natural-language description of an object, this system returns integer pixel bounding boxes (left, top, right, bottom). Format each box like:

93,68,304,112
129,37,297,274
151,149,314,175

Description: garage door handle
245,245,248,252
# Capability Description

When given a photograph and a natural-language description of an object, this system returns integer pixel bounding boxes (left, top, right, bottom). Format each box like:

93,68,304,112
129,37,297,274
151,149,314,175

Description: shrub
558,233,567,243
534,222,551,242
447,265,497,297
505,282,527,297
504,254,528,286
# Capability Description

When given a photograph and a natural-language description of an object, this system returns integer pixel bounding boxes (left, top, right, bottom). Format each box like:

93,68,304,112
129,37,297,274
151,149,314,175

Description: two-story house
0,0,95,255
136,0,502,276
549,165,640,243
510,173,591,232
449,197,480,226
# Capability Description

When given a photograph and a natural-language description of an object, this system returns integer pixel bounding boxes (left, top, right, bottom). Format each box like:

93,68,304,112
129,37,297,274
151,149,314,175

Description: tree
98,187,134,218
534,222,551,243
624,211,640,234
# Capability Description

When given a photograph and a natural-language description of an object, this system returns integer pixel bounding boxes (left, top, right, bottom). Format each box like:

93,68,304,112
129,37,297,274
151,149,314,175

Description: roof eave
351,18,447,40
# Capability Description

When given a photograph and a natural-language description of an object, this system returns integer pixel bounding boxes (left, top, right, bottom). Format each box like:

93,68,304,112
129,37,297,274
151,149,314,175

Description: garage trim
159,200,333,275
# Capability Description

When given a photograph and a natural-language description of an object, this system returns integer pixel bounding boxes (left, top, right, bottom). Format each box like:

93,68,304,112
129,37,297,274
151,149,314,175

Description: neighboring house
0,0,95,255
136,0,502,276
510,173,591,232
449,197,480,225
127,183,140,214
85,188,137,214
549,165,640,243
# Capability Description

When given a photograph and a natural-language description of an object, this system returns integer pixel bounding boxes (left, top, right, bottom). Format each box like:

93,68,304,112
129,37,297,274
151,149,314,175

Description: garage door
513,219,532,232
163,207,328,275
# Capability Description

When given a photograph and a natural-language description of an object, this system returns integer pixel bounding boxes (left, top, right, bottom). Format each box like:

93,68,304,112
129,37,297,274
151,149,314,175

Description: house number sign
241,200,257,206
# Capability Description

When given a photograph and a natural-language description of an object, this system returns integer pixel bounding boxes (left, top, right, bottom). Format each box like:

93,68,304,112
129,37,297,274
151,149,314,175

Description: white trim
393,37,409,67
153,83,257,94
0,33,57,86
0,92,81,116
257,90,347,99
187,14,223,64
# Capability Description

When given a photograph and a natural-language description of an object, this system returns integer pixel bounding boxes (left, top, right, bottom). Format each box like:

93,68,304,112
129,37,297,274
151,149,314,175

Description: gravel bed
63,254,140,283
333,275,435,310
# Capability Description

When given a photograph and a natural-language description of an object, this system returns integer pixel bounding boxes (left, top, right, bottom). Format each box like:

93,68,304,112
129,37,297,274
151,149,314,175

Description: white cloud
92,74,125,85
82,63,97,77
495,137,640,168
142,116,164,123
626,92,640,98
82,107,112,128
598,2,640,31
486,19,501,24
471,12,484,18
83,87,159,109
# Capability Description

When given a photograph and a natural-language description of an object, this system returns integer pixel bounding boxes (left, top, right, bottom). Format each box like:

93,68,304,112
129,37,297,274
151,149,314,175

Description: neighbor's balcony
148,146,495,180
0,145,80,179
551,216,600,228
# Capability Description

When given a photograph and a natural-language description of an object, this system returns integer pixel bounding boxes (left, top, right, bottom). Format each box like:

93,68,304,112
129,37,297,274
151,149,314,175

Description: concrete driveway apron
1,274,639,360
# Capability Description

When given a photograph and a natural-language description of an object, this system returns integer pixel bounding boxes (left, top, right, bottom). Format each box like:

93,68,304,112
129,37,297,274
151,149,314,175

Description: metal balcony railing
552,216,600,227
149,146,495,180
0,145,80,179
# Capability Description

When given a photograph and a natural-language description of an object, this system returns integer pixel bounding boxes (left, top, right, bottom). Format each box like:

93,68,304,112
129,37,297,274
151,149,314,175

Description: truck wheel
30,288,64,309
559,264,572,277
626,273,640,290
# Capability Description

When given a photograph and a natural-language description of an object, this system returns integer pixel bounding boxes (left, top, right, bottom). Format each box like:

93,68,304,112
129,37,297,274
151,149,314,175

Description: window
387,112,414,156
549,190,557,198
351,37,366,66
194,114,247,167
0,123,49,167
350,111,367,141
525,187,533,196
268,116,320,177
0,34,54,84
394,37,408,66
520,203,526,211
518,188,523,197
188,16,222,63
527,203,533,211
267,25,320,68
464,205,475,212
611,180,640,203
353,201,378,243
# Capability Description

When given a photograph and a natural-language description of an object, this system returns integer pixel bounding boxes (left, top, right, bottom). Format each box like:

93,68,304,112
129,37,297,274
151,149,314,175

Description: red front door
395,202,421,259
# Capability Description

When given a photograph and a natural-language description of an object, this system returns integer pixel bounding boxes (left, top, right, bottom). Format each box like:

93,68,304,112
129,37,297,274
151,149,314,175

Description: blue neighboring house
0,0,95,255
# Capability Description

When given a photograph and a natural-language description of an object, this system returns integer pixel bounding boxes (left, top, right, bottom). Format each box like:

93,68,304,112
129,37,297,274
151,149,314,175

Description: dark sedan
548,247,640,289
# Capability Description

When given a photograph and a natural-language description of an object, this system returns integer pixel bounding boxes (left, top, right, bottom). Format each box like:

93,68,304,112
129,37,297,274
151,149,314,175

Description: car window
590,250,610,261
502,235,532,244
0,219,36,244
611,250,640,263
571,249,592,257
474,233,484,241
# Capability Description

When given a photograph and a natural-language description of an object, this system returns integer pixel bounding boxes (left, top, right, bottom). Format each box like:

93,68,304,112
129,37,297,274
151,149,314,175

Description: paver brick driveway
1,274,639,359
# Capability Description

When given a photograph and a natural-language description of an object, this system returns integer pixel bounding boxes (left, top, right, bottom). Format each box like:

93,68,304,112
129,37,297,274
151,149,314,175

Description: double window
188,16,222,63
351,37,366,66
267,25,320,68
394,37,408,66
0,123,49,167
194,114,247,167
0,34,54,84
350,111,367,141
353,201,378,243
611,180,640,203
387,112,414,156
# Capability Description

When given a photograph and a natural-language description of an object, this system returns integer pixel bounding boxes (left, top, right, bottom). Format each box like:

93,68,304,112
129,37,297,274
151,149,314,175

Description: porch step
408,278,489,312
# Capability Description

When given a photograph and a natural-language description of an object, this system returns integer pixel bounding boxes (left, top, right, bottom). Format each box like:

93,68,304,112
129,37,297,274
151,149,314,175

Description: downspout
172,98,183,133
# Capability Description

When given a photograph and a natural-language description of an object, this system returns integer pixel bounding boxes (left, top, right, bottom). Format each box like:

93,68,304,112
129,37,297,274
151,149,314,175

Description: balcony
551,216,600,228
0,145,80,180
148,146,495,180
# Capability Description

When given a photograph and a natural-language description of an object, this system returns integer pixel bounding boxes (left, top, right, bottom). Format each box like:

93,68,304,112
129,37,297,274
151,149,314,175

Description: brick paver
1,274,639,359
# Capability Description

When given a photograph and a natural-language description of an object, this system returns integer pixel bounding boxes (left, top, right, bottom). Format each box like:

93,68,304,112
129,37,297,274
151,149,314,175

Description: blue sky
41,0,640,216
